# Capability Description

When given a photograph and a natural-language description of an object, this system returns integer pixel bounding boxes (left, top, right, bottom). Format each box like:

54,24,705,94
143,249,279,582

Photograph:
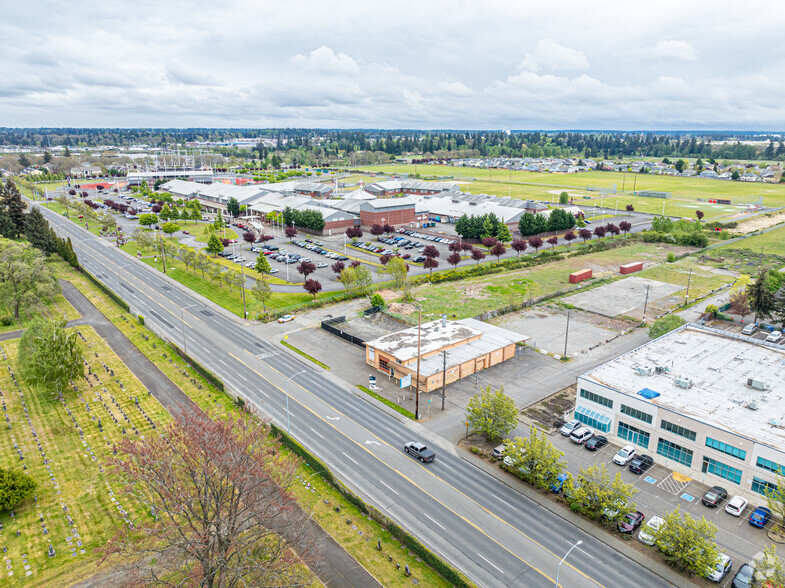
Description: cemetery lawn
0,328,172,586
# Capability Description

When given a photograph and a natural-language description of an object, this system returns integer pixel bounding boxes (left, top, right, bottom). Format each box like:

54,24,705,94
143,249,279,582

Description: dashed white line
218,359,228,366
310,428,324,440
439,461,454,471
379,480,399,495
423,513,445,530
342,452,358,466
237,374,248,382
477,552,504,574
496,497,517,511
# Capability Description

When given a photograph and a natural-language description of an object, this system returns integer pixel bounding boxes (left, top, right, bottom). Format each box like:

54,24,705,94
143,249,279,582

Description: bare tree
103,409,316,587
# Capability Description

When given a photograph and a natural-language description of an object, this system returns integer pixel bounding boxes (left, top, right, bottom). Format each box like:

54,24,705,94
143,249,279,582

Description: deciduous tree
423,245,439,258
296,261,316,278
648,314,685,338
251,277,272,311
547,236,558,249
284,226,297,241
471,248,485,265
619,221,631,235
563,231,576,246
578,228,592,242
447,251,461,268
254,255,271,274
18,317,83,395
331,260,345,275
423,256,438,275
303,278,322,299
226,196,240,218
502,427,565,490
563,464,637,523
527,236,543,253
490,242,506,260
511,239,527,256
593,226,606,239
652,508,719,576
465,385,518,442
0,239,60,319
370,224,384,239
104,409,315,587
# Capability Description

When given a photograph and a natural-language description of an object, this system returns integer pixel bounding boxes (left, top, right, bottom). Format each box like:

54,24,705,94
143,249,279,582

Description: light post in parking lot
555,540,582,587
285,369,308,434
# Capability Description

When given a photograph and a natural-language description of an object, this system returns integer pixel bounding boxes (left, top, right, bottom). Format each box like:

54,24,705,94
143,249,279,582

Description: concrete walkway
7,279,378,588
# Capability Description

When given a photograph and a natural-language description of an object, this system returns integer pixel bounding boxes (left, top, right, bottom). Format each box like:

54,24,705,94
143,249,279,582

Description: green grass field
358,164,785,221
716,224,785,257
0,276,80,334
0,327,172,586
397,241,683,321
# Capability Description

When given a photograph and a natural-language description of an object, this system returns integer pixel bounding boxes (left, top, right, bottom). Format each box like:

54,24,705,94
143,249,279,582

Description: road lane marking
237,374,248,382
379,480,399,495
477,552,504,574
423,513,445,530
342,452,359,465
310,428,324,440
496,497,517,511
61,224,606,588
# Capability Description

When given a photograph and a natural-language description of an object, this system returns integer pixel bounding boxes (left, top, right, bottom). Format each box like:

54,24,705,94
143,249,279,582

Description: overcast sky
3,0,784,130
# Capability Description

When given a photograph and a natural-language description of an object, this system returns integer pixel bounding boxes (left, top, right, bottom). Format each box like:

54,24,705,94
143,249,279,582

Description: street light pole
555,540,582,587
180,303,197,355
415,307,421,420
285,369,308,434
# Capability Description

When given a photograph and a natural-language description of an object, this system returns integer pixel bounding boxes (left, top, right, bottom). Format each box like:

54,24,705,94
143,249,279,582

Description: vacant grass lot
399,241,686,321
358,165,785,220
0,328,171,586
636,258,736,299
716,224,785,257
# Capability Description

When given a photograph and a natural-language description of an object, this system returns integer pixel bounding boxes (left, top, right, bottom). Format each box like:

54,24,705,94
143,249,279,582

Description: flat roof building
364,318,528,393
575,324,785,500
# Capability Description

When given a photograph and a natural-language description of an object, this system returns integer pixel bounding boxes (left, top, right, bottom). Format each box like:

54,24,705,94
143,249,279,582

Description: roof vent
747,378,772,392
634,366,653,376
655,365,671,375
675,377,693,389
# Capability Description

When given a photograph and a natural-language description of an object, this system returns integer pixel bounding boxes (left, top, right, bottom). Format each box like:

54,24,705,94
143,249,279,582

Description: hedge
80,267,130,312
270,423,475,588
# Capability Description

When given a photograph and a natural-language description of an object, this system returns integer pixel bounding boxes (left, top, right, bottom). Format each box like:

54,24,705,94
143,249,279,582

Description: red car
618,511,644,533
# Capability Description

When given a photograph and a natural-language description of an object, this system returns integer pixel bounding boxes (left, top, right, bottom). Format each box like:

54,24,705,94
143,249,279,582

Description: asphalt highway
38,203,674,588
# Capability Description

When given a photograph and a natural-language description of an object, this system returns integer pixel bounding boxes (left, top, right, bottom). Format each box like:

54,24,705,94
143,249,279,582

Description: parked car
404,441,435,463
315,262,328,268
277,315,294,323
705,553,732,583
749,506,772,528
741,323,759,336
725,496,748,517
569,427,594,444
766,330,783,343
613,445,637,465
584,435,607,451
413,256,426,263
731,563,754,588
702,486,728,507
628,455,654,474
550,473,569,494
618,511,645,534
268,268,278,274
491,444,507,459
637,515,664,545
560,419,581,436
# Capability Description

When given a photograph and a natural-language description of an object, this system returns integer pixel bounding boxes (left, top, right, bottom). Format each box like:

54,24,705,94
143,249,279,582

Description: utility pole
415,308,421,420
441,350,447,411
684,268,692,306
563,311,571,358
642,285,651,322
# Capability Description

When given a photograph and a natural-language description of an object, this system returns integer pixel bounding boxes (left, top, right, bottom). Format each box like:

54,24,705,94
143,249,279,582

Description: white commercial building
575,324,785,500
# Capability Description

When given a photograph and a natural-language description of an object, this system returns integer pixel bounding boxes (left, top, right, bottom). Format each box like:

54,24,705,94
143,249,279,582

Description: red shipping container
620,262,643,275
569,269,592,283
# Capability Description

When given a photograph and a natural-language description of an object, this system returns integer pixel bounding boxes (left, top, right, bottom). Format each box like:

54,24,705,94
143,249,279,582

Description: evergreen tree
24,207,57,255
532,213,548,234
0,181,27,239
495,223,512,242
226,197,240,218
748,270,777,322
518,212,536,236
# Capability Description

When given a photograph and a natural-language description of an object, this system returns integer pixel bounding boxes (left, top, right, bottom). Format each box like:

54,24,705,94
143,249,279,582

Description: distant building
365,318,527,392
70,165,103,178
574,324,785,501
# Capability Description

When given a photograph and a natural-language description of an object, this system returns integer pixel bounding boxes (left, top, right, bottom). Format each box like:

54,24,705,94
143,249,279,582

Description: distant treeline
1,128,783,162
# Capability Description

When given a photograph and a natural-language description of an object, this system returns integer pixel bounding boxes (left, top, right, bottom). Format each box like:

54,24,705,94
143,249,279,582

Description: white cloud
518,38,589,72
651,40,699,61
289,46,360,76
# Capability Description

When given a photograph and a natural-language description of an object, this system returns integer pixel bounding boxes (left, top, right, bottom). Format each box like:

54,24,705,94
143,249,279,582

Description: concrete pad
561,276,682,317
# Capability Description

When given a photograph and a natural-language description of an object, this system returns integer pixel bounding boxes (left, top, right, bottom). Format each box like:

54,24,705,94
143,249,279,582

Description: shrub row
80,267,130,312
270,423,474,587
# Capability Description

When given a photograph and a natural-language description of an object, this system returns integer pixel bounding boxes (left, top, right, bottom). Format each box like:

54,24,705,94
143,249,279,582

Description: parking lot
548,428,781,585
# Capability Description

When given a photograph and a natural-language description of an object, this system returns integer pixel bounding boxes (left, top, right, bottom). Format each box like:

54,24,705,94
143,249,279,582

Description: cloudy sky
3,0,784,130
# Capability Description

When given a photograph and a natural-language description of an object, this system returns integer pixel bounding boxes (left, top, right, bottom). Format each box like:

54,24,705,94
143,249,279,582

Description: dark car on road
702,486,728,507
584,435,607,451
749,506,772,528
618,511,645,534
628,455,654,475
404,442,435,463
413,256,426,262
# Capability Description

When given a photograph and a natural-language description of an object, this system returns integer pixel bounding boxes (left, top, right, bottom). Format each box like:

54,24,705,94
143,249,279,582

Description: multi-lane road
38,202,674,587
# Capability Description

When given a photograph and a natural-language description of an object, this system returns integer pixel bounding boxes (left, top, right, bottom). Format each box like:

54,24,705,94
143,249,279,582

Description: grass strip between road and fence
280,340,331,370
79,266,131,312
270,423,476,588
357,385,416,420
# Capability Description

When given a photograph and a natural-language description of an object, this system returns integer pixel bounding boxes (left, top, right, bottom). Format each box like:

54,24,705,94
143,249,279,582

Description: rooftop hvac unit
655,366,671,374
634,366,653,376
747,378,772,392
675,377,693,389
746,401,759,411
